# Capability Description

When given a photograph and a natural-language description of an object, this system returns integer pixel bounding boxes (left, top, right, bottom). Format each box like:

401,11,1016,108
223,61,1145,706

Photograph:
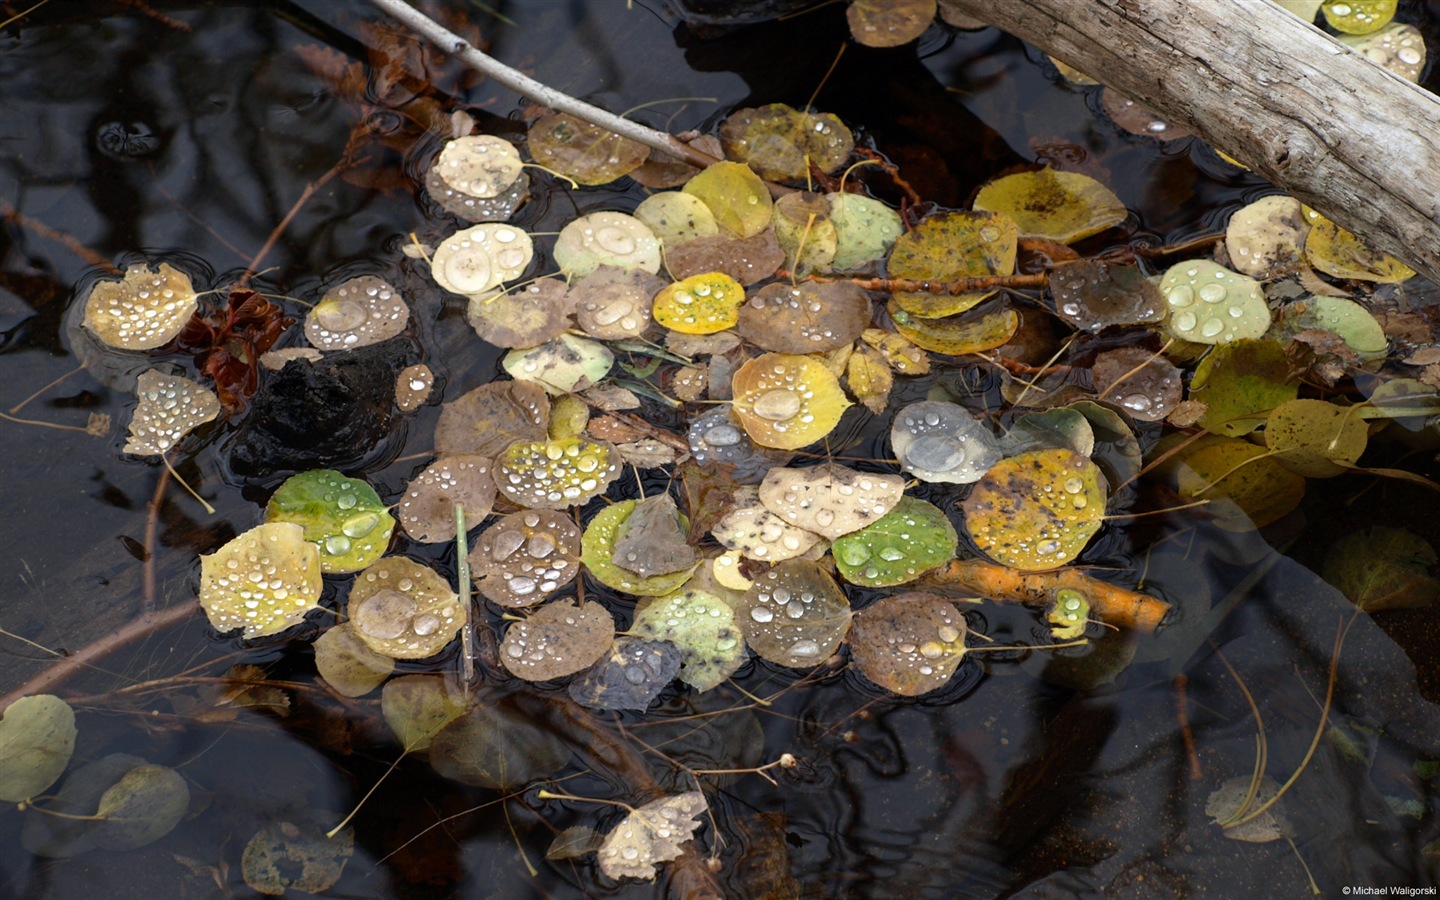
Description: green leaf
1160,260,1270,344
381,674,470,753
1188,339,1298,437
828,192,904,271
1322,526,1440,612
832,496,958,586
0,694,76,802
264,470,395,575
631,589,747,691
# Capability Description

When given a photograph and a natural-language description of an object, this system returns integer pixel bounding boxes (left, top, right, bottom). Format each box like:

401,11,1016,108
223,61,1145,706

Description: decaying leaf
737,281,871,354
890,400,1001,483
886,210,1017,318
500,598,615,681
347,557,464,659
123,370,221,456
1322,526,1440,611
583,501,700,596
528,112,650,185
397,455,496,543
1049,260,1165,330
631,589,746,691
611,493,699,577
470,509,582,608
972,168,1126,244
719,104,854,181
466,277,576,349
736,559,852,668
381,674,469,752
596,791,708,881
849,593,968,696
757,463,904,540
428,695,571,789
568,637,683,711
434,380,550,458
242,815,354,895
846,0,937,48
314,623,394,697
962,449,1107,570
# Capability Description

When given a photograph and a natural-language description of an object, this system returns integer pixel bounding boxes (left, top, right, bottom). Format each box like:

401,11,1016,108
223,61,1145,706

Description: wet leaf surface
731,352,852,450
0,695,76,803
738,281,871,353
652,271,745,334
1049,260,1164,330
611,494,698,577
554,212,661,278
1160,260,1270,344
887,210,1017,317
962,449,1106,570
82,261,198,350
199,522,324,638
397,454,496,544
123,370,221,456
719,104,853,181
583,500,700,596
304,275,408,350
265,470,396,573
527,111,650,185
1188,339,1298,436
500,598,615,681
597,791,707,881
849,593,968,696
631,589,746,691
757,463,904,539
466,277,575,349
972,169,1126,243
736,559,851,667
568,637,683,711
891,399,1002,483
495,436,621,509
347,557,464,659
470,509,582,608
314,623,394,697
241,814,354,895
832,496,958,586
434,380,551,458
683,161,773,239
1263,398,1369,477
91,763,189,851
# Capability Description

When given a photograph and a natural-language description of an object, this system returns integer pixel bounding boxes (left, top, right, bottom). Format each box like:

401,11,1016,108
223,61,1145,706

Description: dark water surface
2,2,1440,897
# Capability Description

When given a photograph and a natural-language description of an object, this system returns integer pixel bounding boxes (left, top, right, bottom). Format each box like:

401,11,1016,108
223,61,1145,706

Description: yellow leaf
846,344,893,414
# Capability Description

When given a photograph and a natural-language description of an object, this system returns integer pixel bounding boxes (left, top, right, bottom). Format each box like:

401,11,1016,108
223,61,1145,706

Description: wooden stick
921,558,1171,633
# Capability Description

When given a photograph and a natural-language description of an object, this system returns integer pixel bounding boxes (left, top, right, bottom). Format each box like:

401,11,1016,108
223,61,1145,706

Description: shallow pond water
2,2,1440,897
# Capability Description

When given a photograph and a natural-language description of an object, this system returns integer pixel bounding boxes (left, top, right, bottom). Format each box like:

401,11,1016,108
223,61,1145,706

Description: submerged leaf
83,261,198,350
92,764,189,851
381,674,469,752
1188,339,1298,436
347,557,464,660
962,449,1107,570
470,508,582,608
832,496,958,586
596,791,708,881
849,593,968,696
890,399,1002,483
1205,776,1288,843
314,623,394,697
265,470,395,574
631,589,746,691
429,695,571,789
22,754,152,858
0,695,76,803
973,169,1126,244
1090,347,1182,422
123,370,221,456
242,814,354,895
773,190,838,273
1323,526,1440,611
1263,398,1368,477
846,0,936,48
1163,434,1306,530
199,522,323,638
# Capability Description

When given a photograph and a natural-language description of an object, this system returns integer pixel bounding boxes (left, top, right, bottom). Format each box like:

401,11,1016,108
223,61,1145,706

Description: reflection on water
1,2,1437,897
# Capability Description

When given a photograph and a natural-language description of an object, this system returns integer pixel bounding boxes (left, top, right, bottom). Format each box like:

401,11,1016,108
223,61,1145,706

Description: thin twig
365,0,722,170
142,465,172,614
237,156,349,287
781,270,1049,293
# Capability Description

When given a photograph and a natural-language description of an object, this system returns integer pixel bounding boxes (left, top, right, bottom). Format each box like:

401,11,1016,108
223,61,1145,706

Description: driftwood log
947,0,1440,282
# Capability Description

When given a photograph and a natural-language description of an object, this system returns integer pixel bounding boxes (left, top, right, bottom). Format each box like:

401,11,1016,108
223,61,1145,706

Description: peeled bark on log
947,0,1440,282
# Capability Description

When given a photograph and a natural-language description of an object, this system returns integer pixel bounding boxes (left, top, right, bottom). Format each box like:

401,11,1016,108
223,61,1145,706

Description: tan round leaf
398,455,496,543
434,381,550,458
850,592,968,696
757,464,904,540
199,522,323,638
737,281,872,353
348,557,464,660
736,560,851,668
499,598,614,681
304,276,408,350
470,509,582,608
82,261,198,350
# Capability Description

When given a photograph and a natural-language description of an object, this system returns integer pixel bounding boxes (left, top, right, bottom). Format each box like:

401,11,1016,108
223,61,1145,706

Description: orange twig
1175,674,1203,780
921,558,1171,633
782,271,1048,293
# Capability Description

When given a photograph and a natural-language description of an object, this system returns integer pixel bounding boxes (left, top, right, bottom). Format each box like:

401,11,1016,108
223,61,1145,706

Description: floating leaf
596,791,708,881
554,211,662,278
861,328,930,375
265,470,395,574
719,104,853,181
426,167,530,222
549,392,590,439
1188,339,1298,436
434,380,550,458
828,192,904,271
431,222,534,295
832,496,958,586
429,695,571,789
1160,260,1270,344
503,333,615,395
494,436,621,509
633,191,719,248
199,522,323,638
528,111,649,185
1090,346,1182,422
1303,207,1415,282
314,623,394,698
773,191,838,273
846,343,893,414
1224,195,1309,279
568,637,682,711
395,363,434,412
963,449,1107,570
688,407,792,483
890,399,1002,483
683,161,773,238
0,695,76,803
470,509,582,608
1047,588,1090,641
92,764,189,851
381,674,469,752
1340,22,1425,80
348,557,464,659
1321,0,1395,34
1070,399,1144,488
998,407,1095,458
631,589,746,691
572,266,664,340
887,210,1017,317
1323,526,1440,612
712,501,822,563
738,281,871,354
1049,260,1165,330
731,352,852,450
849,593,968,696
500,598,615,681
1279,294,1388,355
757,463,904,540
304,275,408,350
397,455,496,543
972,169,1126,244
612,494,698,577
889,301,1020,355
1263,398,1368,477
242,815,354,895
123,370,221,456
652,271,745,334
736,560,851,668
466,277,576,348
433,134,523,198
665,226,785,285
583,501,700,596
82,261,198,350
1164,434,1306,531
846,0,936,48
